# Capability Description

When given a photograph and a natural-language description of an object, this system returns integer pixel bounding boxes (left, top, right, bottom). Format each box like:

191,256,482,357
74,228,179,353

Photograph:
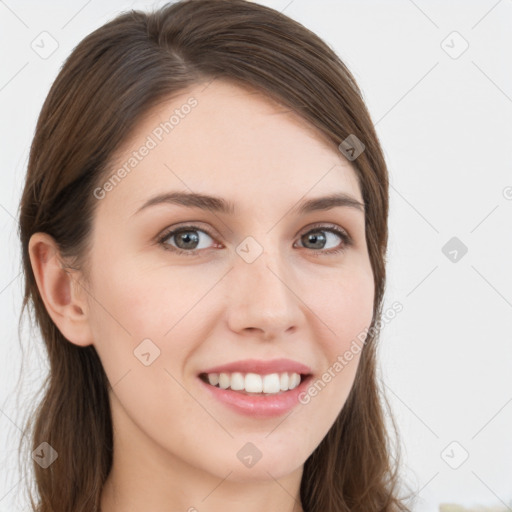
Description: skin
29,79,375,512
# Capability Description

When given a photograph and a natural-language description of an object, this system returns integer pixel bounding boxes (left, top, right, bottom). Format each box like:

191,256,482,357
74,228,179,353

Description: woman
18,0,412,510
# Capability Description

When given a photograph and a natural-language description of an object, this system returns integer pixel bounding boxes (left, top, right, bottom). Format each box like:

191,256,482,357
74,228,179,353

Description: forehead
98,79,362,219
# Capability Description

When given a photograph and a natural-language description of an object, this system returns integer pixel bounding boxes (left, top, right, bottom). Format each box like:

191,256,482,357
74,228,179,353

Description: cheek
89,250,183,337
87,252,218,388
312,264,375,350
300,265,374,410
86,259,199,439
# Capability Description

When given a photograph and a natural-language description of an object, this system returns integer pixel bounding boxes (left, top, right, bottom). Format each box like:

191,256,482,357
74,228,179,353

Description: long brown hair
17,0,413,510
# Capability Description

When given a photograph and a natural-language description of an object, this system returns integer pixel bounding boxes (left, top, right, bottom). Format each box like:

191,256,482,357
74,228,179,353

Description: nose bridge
237,236,291,303
226,233,301,337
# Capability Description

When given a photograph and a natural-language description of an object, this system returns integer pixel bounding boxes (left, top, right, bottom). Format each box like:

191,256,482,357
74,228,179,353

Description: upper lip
199,358,312,375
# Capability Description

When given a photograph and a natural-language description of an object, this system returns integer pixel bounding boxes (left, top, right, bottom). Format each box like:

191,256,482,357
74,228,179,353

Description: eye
157,225,218,256
156,222,353,257
294,223,353,256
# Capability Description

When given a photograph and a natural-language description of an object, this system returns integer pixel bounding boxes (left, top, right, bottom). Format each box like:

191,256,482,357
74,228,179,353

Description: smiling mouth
198,372,311,395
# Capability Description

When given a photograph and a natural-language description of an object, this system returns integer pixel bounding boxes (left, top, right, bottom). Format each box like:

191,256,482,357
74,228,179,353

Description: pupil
305,231,325,249
177,231,199,249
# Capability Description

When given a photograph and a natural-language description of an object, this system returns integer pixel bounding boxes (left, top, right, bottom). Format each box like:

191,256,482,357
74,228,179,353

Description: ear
28,232,94,347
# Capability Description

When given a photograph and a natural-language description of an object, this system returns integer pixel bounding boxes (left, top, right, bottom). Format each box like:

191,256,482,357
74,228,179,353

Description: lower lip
198,375,313,418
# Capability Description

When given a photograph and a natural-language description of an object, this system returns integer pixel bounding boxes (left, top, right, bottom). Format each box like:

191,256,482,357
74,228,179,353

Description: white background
1,1,511,510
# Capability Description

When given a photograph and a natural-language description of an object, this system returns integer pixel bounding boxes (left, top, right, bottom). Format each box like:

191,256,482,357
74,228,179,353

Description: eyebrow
132,191,365,217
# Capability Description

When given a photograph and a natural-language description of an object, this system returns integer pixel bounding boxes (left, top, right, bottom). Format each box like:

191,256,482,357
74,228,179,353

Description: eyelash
156,223,353,258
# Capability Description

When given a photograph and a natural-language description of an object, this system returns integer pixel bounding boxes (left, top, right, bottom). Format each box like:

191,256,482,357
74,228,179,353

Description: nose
225,244,304,341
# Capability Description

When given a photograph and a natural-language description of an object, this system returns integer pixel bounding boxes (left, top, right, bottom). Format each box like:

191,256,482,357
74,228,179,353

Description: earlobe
28,232,94,347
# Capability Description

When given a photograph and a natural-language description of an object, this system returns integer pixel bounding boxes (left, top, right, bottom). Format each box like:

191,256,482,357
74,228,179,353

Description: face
84,79,374,483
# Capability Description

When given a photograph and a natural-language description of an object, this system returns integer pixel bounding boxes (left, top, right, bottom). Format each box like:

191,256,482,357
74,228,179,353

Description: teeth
263,373,280,393
280,372,289,391
289,372,300,389
218,372,230,389
245,373,263,393
207,373,219,386
206,371,303,394
230,372,244,391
